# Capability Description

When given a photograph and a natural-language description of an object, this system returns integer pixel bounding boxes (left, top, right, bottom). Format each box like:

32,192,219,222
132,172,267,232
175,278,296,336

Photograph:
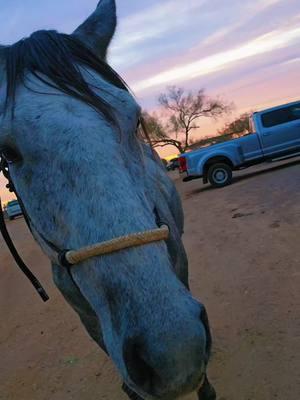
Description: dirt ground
0,158,299,400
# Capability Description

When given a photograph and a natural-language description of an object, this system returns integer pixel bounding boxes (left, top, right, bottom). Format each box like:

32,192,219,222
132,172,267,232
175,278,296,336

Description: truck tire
207,163,232,188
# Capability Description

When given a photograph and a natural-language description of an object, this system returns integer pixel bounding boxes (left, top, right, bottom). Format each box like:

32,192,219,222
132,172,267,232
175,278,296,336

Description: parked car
166,157,179,171
179,101,300,187
6,200,22,220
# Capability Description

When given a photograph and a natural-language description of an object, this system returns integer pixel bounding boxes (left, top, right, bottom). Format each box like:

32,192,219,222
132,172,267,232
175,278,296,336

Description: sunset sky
0,0,300,201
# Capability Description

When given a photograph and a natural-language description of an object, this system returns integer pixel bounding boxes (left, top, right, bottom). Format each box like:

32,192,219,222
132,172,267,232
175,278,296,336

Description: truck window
261,103,300,128
7,200,19,206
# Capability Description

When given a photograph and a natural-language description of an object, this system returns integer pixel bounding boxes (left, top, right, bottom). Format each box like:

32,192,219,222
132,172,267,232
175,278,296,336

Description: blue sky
1,0,299,112
0,0,300,199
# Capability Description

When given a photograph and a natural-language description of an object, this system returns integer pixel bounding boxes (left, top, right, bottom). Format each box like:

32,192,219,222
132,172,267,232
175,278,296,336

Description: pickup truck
179,101,300,187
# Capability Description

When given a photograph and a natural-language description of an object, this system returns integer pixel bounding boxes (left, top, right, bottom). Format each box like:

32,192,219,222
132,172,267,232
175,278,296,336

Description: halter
0,150,169,302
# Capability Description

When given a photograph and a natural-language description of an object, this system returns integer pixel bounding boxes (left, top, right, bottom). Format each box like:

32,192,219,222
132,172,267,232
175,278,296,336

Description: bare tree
141,111,185,154
153,86,232,153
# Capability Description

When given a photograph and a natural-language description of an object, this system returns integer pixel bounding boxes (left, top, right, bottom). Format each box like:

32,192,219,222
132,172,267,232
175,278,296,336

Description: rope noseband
59,224,169,267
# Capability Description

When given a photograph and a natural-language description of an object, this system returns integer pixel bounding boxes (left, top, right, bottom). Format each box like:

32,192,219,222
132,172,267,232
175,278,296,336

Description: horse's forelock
2,30,129,127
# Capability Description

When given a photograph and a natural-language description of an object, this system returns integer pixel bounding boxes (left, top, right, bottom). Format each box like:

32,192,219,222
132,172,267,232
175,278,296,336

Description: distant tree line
218,112,251,137
189,112,252,150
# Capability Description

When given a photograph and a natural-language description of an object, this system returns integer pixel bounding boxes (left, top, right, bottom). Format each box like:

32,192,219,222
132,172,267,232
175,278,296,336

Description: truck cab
251,102,300,158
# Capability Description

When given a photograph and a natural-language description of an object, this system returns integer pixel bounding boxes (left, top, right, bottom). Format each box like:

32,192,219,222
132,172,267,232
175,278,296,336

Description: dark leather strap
0,155,49,302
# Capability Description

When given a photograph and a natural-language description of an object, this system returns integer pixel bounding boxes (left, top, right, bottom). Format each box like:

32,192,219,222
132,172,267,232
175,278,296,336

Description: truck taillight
179,156,187,173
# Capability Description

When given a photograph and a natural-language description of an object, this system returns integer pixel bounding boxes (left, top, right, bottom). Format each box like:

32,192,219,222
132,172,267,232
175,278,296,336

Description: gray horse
0,1,216,399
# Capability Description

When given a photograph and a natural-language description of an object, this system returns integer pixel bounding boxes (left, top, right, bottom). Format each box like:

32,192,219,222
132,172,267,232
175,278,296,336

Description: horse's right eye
0,147,22,164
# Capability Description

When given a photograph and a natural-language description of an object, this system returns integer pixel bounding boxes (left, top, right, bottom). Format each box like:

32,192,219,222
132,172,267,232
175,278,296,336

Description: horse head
0,2,214,399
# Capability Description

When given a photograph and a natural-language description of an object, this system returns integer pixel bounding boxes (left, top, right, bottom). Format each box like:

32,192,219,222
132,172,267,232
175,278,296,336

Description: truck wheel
207,163,232,187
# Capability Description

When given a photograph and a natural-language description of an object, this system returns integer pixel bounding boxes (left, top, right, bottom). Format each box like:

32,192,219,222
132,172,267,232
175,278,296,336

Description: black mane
3,30,129,124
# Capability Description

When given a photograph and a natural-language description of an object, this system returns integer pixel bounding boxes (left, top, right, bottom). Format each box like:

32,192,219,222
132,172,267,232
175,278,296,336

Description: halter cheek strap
0,153,49,302
0,198,49,301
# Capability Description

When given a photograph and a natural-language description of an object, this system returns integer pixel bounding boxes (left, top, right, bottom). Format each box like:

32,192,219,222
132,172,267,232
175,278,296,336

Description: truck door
259,102,300,157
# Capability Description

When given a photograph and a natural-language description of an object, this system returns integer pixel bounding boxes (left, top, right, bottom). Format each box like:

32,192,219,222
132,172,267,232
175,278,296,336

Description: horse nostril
123,337,159,394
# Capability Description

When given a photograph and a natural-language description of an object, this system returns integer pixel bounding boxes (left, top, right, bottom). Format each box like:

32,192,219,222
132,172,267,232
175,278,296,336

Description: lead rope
0,156,49,302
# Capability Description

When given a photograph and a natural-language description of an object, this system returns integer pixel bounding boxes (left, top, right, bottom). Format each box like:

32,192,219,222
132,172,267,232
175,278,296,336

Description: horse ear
72,0,117,60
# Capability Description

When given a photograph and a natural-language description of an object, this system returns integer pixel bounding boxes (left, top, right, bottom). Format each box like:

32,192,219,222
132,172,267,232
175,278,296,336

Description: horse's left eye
1,147,22,164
